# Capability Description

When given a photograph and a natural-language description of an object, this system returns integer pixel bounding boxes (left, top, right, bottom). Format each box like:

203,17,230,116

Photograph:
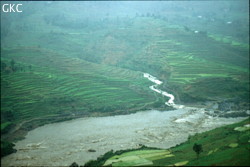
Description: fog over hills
1,1,249,166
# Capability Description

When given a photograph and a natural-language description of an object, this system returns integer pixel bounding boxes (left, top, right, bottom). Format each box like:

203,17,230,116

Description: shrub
1,140,17,157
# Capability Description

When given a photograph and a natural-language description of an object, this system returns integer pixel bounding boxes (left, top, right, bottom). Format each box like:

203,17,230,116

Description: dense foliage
1,140,17,157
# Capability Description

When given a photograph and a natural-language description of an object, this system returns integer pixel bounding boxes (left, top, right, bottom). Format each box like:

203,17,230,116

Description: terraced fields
89,119,250,166
103,150,174,166
137,29,249,102
65,17,249,102
1,47,156,128
1,2,249,144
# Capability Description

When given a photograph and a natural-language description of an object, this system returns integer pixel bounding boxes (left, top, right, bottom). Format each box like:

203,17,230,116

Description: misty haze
1,1,249,166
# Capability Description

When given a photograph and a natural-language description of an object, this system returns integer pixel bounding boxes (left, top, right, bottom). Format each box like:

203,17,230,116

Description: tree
193,143,203,159
69,162,79,167
29,65,32,71
1,61,7,71
1,140,17,157
2,110,15,121
10,59,15,71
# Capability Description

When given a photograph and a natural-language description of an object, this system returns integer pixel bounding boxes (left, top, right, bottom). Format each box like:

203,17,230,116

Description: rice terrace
1,1,249,166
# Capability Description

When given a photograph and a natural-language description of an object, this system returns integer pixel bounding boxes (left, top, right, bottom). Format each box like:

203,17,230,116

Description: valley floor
1,106,247,166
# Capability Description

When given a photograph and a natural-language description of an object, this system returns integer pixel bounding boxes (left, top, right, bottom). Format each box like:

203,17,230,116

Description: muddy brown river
1,107,247,166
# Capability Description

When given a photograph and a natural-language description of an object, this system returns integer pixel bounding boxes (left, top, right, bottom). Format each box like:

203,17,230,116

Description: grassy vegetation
103,149,173,166
1,47,157,126
62,15,248,103
139,29,249,102
1,1,249,157
85,119,250,166
1,140,16,158
0,122,13,134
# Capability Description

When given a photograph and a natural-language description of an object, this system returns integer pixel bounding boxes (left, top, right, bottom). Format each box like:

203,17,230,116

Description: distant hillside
2,2,249,103
1,1,249,142
1,46,164,140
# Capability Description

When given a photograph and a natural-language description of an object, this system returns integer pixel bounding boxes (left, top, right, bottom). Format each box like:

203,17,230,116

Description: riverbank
84,118,250,166
1,101,167,143
1,106,247,166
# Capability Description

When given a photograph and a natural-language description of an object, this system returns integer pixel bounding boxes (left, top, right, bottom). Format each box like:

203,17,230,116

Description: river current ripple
1,108,246,166
1,73,247,166
143,73,182,108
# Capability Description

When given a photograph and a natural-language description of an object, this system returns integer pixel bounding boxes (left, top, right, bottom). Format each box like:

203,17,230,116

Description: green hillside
1,47,158,131
84,119,250,166
1,1,249,157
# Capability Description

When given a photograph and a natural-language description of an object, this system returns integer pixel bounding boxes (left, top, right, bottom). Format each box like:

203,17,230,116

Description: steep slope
2,2,249,105
1,46,160,140
1,1,249,156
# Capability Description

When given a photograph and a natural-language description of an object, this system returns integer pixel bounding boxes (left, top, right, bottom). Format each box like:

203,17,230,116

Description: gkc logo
2,4,23,13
